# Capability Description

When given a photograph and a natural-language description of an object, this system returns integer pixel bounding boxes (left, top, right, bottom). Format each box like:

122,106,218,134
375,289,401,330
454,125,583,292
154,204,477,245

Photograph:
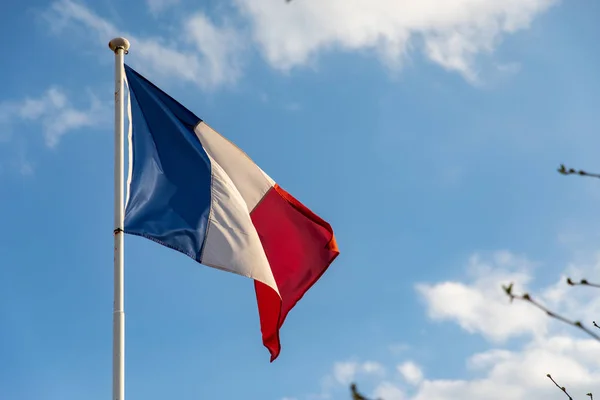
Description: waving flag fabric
123,65,339,361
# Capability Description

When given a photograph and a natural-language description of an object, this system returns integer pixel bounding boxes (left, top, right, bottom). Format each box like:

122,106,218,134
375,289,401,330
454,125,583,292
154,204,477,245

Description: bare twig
547,374,573,400
502,284,600,341
350,383,368,400
547,373,593,399
566,277,600,289
350,384,381,400
558,164,600,179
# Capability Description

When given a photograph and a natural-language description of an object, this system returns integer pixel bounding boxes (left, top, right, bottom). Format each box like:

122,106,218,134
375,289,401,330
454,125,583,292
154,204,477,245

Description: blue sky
1,0,600,399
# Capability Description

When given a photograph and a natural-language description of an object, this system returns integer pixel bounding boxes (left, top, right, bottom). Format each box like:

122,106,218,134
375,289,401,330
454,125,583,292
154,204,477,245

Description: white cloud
333,362,359,385
146,0,180,16
415,250,600,345
0,86,105,148
317,339,600,400
397,361,423,386
290,250,600,400
332,360,385,385
46,0,243,90
46,0,117,44
416,251,548,342
46,0,557,87
183,14,244,87
233,0,557,82
363,361,386,375
373,382,406,400
0,144,34,177
388,343,410,355
406,336,600,400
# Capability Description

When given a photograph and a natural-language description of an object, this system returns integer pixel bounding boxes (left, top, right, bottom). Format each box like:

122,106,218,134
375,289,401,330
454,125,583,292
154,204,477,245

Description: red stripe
250,184,339,361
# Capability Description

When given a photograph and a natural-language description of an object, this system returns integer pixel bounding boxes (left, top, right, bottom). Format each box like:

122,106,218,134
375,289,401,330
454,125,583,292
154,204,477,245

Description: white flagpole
108,37,129,400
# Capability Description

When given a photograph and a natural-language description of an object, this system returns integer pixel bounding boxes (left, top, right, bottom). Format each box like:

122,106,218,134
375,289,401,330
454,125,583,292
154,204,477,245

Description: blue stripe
123,64,212,262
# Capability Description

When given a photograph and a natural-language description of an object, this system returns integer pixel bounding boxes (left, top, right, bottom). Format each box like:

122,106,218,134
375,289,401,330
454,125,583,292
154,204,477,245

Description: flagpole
108,37,129,400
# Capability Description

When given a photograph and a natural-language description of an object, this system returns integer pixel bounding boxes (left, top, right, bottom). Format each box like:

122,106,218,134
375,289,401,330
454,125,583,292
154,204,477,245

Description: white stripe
194,122,274,212
200,152,279,295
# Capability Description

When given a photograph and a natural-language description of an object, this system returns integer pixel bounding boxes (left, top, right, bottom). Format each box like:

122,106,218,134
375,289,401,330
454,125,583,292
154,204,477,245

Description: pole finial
109,37,130,54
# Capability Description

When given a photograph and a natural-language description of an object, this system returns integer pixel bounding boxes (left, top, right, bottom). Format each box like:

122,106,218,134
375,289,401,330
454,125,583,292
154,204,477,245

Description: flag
122,65,339,361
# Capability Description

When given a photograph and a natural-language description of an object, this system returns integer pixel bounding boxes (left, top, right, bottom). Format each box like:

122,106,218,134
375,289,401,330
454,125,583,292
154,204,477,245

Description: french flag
123,65,339,361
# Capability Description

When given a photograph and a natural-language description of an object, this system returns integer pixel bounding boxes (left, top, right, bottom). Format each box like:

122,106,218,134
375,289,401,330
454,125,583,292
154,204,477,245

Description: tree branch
566,277,600,289
558,164,600,180
547,374,574,400
546,374,593,399
350,384,381,400
502,283,600,341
